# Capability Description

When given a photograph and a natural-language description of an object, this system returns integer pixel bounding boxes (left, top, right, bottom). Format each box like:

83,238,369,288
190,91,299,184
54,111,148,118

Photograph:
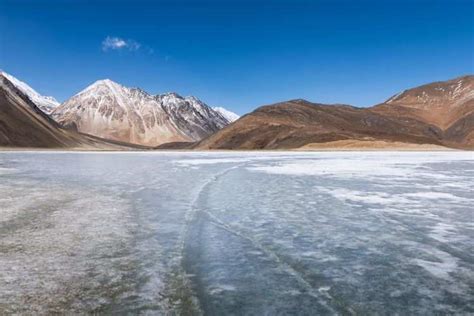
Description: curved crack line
171,163,244,314
180,160,353,315
201,210,342,315
179,164,243,260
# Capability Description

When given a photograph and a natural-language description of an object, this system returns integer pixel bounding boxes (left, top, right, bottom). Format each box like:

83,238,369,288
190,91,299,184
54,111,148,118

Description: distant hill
195,76,473,150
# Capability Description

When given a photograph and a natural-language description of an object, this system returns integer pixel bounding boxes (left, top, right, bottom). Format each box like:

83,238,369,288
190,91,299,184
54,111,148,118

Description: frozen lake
0,151,473,314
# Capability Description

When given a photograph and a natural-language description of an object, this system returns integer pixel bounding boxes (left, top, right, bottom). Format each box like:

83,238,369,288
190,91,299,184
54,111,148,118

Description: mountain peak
72,78,128,100
185,95,200,102
160,92,183,99
90,78,123,89
213,107,240,122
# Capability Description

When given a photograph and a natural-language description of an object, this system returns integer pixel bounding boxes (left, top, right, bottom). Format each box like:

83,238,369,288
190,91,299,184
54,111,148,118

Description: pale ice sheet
0,151,473,314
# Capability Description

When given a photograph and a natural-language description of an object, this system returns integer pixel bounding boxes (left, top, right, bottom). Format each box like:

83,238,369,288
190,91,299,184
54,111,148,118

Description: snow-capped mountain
213,107,240,122
0,71,60,114
52,79,233,146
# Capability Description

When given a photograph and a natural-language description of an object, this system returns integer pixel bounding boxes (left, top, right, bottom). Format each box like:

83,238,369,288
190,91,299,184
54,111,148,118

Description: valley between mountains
0,71,472,150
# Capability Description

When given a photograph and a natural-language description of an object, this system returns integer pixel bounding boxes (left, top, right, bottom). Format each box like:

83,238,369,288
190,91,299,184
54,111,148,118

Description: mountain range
0,71,238,147
51,79,236,146
0,70,472,150
0,72,135,149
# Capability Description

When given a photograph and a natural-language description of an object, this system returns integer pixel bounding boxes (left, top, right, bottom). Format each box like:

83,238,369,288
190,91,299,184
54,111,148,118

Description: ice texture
0,151,473,314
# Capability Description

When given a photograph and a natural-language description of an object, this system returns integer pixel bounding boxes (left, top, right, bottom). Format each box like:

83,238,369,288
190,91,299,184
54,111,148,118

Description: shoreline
0,147,467,153
1,140,468,152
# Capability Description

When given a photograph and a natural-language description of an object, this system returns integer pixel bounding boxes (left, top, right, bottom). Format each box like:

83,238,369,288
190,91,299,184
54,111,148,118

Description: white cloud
102,36,141,52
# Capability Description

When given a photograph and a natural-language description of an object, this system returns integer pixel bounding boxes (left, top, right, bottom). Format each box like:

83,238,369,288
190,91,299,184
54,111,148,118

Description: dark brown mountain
444,112,474,147
0,73,132,149
195,76,473,150
195,100,445,149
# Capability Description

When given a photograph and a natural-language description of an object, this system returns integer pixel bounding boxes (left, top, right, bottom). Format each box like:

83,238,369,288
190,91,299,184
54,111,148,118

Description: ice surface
0,151,473,314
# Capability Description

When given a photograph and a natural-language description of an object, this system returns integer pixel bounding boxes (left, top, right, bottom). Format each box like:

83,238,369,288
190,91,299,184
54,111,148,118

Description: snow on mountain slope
52,79,232,146
375,75,474,129
213,107,240,122
0,71,60,114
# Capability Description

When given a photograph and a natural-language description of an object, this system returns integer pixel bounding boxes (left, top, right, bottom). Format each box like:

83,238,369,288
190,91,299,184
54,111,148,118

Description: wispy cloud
102,36,141,52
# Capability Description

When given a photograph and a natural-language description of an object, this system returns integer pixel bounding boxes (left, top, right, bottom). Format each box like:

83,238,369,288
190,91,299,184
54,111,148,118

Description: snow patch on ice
247,152,473,180
412,248,458,280
209,284,237,295
0,167,16,175
428,222,459,243
175,158,254,166
402,192,470,202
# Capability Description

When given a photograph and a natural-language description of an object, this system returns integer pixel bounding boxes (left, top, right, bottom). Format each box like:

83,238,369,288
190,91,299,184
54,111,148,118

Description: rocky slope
373,75,473,129
195,76,474,150
373,75,474,147
0,71,60,114
52,80,232,146
213,107,240,122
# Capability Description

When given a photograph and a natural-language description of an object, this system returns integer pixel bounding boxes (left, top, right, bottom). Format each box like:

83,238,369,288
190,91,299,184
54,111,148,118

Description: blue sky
1,0,473,114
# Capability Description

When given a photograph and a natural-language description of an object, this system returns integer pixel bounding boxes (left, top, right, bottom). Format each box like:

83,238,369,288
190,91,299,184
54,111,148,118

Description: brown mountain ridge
194,75,473,150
